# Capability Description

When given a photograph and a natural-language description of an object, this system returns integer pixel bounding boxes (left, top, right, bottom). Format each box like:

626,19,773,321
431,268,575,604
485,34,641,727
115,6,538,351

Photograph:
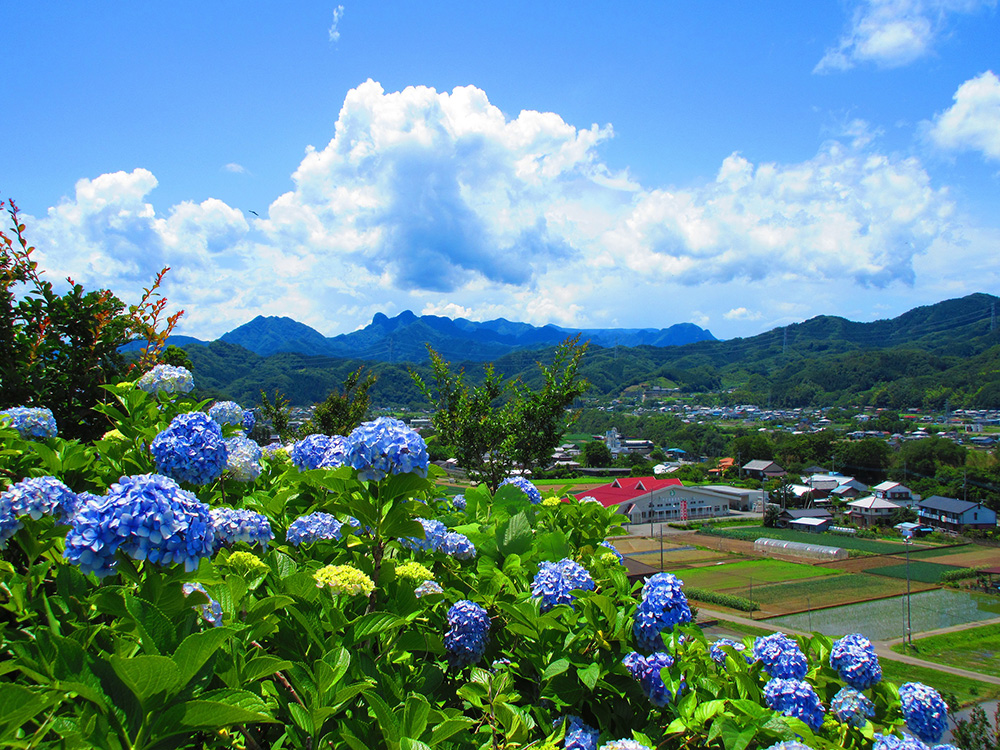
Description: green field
906,544,971,559
867,561,963,584
672,559,839,590
702,526,928,555
892,622,1000,677
734,574,919,611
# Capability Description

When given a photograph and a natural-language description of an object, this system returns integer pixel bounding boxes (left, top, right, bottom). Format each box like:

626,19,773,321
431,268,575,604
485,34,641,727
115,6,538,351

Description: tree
413,336,589,491
582,440,613,467
307,366,376,436
892,436,967,482
160,344,194,371
835,438,893,484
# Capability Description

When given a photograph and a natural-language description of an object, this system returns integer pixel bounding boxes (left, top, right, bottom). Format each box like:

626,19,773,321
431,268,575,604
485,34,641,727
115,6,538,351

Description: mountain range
176,310,717,362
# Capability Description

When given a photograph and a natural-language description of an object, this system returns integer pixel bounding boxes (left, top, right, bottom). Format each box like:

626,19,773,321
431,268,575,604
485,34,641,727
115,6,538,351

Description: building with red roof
574,475,733,524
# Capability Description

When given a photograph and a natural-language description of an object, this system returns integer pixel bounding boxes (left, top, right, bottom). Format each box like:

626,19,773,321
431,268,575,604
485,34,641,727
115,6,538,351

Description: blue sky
6,1,1000,341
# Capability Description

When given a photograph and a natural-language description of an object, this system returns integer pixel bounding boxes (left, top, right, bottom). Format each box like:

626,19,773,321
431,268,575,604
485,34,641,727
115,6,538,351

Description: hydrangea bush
0,378,968,749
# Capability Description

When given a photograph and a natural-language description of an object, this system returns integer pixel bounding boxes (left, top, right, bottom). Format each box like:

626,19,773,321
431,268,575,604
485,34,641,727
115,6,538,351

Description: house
778,508,833,528
742,460,786,480
788,516,832,533
871,481,919,507
699,484,765,512
709,457,735,476
573,476,730,524
917,496,998,533
846,496,901,527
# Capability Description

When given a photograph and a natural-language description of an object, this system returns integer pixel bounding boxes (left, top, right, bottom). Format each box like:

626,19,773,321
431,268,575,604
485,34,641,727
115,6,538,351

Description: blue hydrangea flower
64,474,214,578
346,417,429,482
136,364,194,396
831,686,875,728
414,580,443,598
224,436,263,482
208,401,245,427
763,678,825,731
874,734,930,750
710,638,749,665
531,558,595,611
318,434,350,468
753,632,808,680
401,518,448,552
182,582,224,627
633,572,692,652
444,600,490,668
0,406,58,439
0,492,22,548
579,496,600,504
452,494,467,511
560,715,599,750
242,409,256,434
440,531,477,560
498,476,542,504
150,412,228,485
1,476,79,526
210,507,273,549
762,743,816,750
286,512,344,546
899,682,948,744
598,742,652,750
830,633,883,690
599,540,624,563
622,651,679,707
290,434,341,471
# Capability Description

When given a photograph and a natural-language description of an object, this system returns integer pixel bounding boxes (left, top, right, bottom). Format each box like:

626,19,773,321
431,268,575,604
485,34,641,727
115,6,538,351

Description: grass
703,526,928,555
891,622,1000,677
907,544,972,559
669,559,840,590
867,561,963,584
879,658,1000,707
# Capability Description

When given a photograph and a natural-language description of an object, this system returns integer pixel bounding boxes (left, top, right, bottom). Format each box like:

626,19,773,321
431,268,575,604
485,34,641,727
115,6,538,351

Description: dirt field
914,547,1000,569
723,575,939,617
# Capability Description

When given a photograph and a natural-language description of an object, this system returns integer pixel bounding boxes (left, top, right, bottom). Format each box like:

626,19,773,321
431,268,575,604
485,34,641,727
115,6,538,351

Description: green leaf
351,612,404,641
246,594,295,623
364,691,401,745
427,717,475,746
156,696,275,732
124,593,176,655
243,656,295,683
171,627,235,687
109,655,181,706
402,693,431,740
542,658,570,680
694,699,727,725
0,684,55,739
288,702,315,734
576,662,600,690
401,739,433,750
497,512,533,557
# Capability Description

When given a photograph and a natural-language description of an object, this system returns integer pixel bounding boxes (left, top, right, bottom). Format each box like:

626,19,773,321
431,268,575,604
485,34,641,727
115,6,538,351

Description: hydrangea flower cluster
579,496,599,504
873,734,933,750
440,531,476,560
763,743,817,750
401,518,448,552
709,638,748,665
415,580,443,598
763,678,825,731
633,572,692,651
242,409,256,434
1,476,80,532
0,492,20,548
0,406,58,439
182,582,224,627
395,561,434,582
498,476,542,504
317,434,350,468
346,417,429,482
225,437,263,482
898,682,948,743
531,558,595,611
831,686,875,728
136,364,194,396
210,507,273,549
622,651,678,706
444,600,491,668
314,565,375,597
752,632,808,679
225,551,270,577
208,401,245,427
598,742,652,750
290,434,343,471
64,474,215,577
452,494,466,511
286,512,345,545
560,715,599,750
830,633,883,690
599,540,624,564
150,412,228,485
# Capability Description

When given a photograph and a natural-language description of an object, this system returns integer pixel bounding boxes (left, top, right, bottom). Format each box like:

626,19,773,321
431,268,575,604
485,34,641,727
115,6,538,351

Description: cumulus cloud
724,307,763,320
815,0,995,72
329,5,344,42
926,71,1000,160
223,162,250,174
23,81,970,339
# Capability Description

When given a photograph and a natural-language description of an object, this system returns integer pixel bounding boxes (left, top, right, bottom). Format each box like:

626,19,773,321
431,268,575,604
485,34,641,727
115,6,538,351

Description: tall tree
413,336,589,491
308,366,376,436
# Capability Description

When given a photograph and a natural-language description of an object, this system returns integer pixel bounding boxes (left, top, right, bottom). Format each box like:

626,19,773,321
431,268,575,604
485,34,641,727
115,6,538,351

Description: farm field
892,621,1000,677
906,544,972,559
867,561,964,584
913,546,1000,569
664,559,839,591
727,574,938,616
701,526,930,555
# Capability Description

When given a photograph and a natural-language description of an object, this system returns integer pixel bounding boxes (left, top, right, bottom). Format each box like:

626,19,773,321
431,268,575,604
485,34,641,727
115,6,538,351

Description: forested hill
184,292,1000,409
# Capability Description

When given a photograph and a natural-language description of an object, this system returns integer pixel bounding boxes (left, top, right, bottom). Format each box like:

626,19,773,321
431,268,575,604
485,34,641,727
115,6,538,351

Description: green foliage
684,588,760,612
307,366,377,436
582,440,613,467
940,567,982,582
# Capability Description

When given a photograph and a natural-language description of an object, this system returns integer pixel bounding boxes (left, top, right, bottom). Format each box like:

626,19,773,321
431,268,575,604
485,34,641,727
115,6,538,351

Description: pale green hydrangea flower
314,564,375,596
396,561,434,582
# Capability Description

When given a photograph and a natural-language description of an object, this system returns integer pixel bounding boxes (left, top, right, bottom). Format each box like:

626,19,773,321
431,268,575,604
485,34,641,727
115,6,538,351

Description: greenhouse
754,537,849,561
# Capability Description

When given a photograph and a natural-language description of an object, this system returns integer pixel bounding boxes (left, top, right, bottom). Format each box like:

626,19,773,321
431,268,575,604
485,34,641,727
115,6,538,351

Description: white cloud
815,0,995,72
926,71,1000,160
329,5,344,42
724,307,763,320
223,162,249,174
